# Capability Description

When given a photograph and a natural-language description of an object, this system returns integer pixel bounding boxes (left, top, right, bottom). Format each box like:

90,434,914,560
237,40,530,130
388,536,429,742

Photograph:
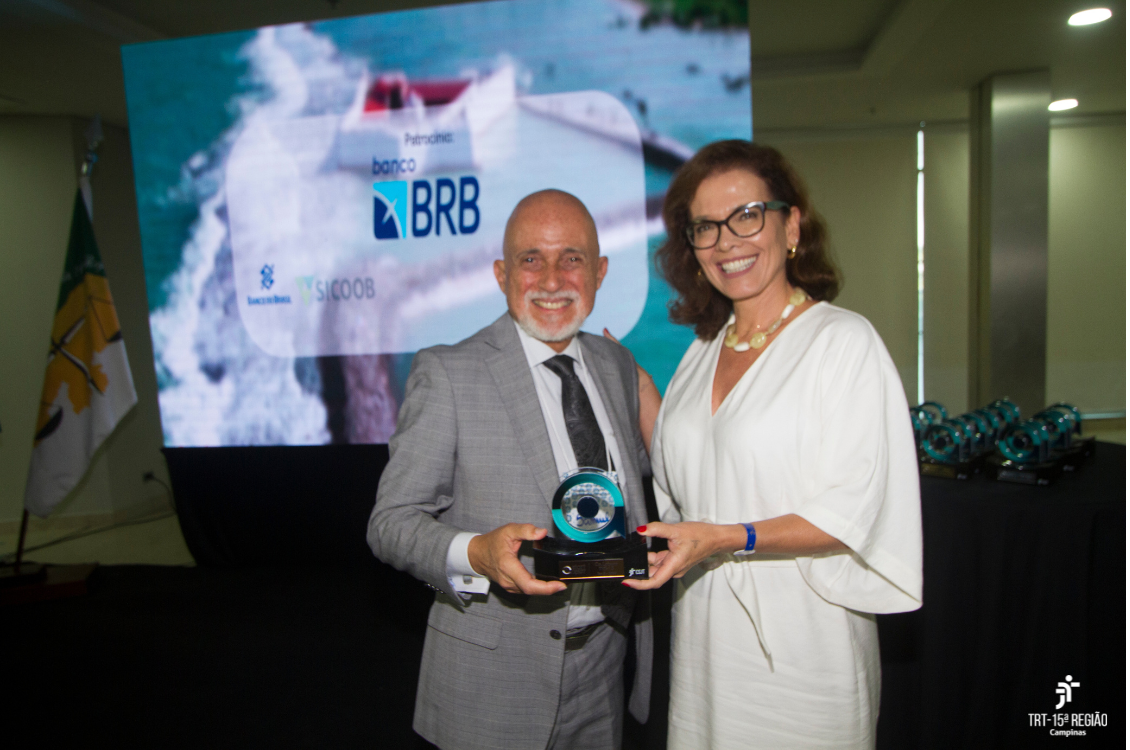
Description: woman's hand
603,328,662,451
621,515,848,590
621,521,745,590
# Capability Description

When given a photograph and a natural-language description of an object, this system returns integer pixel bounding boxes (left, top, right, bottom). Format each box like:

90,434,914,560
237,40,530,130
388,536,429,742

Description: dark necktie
543,355,608,471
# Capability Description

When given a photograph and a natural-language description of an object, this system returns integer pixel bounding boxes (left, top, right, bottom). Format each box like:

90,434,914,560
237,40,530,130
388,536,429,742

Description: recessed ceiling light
1049,99,1079,111
1068,8,1112,25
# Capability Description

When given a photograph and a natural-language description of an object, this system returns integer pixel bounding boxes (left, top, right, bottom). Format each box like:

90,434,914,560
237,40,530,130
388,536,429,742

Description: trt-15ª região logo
1028,675,1108,739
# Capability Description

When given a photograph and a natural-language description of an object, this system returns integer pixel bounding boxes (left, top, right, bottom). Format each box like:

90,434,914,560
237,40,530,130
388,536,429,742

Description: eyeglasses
685,201,790,249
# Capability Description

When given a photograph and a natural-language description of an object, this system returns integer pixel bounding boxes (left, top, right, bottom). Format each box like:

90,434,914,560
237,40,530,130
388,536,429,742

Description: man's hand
467,523,568,595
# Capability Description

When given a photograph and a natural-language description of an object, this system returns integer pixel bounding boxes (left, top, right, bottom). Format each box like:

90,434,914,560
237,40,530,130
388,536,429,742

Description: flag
24,191,137,517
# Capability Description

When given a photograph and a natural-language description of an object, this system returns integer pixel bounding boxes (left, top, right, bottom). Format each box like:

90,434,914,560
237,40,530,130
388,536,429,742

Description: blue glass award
533,467,648,581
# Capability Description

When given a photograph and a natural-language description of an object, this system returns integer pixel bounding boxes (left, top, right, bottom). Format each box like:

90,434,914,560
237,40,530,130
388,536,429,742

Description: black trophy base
986,455,1061,486
1059,437,1096,472
532,533,649,581
919,456,984,480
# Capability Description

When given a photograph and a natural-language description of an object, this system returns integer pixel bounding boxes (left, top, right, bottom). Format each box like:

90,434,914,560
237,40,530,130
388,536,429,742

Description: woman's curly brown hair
656,140,841,340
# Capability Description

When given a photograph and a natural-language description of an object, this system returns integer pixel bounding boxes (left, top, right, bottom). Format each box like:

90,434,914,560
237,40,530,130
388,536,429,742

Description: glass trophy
532,467,649,581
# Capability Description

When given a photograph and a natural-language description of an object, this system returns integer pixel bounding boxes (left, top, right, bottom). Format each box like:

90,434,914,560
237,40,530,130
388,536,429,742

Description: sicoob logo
373,177,480,241
373,182,407,240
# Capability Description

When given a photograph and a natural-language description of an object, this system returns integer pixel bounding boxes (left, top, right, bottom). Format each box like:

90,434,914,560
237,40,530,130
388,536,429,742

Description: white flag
24,191,137,517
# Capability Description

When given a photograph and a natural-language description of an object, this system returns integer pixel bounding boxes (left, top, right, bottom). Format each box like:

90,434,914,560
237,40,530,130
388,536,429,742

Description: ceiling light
1049,99,1079,111
1068,8,1112,25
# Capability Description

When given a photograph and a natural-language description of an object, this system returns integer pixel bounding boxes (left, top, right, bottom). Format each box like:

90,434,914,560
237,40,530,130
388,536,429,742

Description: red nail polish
636,525,648,533
621,580,632,586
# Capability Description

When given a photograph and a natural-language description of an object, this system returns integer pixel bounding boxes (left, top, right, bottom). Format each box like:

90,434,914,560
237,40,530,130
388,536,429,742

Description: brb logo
373,177,480,241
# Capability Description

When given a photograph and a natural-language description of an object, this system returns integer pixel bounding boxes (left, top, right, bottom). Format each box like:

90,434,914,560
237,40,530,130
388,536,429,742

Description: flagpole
2,510,46,592
14,510,30,573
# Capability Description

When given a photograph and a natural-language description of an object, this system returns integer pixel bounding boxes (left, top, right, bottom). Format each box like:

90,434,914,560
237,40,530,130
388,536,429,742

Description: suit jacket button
549,630,562,640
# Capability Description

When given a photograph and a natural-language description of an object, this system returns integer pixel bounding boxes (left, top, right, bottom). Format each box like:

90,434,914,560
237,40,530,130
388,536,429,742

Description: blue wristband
734,522,757,556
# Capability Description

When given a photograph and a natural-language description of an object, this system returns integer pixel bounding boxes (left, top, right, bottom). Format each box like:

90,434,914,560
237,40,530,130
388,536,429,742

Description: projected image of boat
335,62,691,179
336,65,516,174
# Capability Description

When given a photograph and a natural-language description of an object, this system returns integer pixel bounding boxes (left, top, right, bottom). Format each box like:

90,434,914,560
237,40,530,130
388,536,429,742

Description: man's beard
515,289,589,343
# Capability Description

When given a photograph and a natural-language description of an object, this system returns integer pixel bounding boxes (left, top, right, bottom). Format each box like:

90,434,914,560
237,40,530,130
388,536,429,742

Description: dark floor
5,564,436,748
3,562,670,749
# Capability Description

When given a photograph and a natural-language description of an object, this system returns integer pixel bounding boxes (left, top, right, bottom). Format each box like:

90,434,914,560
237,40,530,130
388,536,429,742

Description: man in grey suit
368,189,652,750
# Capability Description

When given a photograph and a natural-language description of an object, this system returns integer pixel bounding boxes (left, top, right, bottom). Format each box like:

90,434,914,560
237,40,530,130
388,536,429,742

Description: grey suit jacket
368,313,653,750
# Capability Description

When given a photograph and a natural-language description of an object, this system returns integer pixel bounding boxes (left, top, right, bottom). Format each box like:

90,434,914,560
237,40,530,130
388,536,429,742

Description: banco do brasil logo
373,175,480,241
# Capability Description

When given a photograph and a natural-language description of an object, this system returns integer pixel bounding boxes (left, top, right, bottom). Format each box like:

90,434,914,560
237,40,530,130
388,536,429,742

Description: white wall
1046,122,1126,413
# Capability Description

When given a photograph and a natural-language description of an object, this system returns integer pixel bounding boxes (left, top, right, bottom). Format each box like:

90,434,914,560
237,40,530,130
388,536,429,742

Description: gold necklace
723,289,809,352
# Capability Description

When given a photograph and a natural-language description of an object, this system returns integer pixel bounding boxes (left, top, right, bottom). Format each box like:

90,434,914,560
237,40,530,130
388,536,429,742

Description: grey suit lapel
579,335,645,529
484,315,561,507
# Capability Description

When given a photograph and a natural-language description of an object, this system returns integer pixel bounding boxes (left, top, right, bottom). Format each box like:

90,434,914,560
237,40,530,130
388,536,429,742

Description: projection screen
122,0,752,446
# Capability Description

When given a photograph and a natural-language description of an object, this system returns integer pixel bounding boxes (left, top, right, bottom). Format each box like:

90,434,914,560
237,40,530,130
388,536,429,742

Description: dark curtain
165,444,389,567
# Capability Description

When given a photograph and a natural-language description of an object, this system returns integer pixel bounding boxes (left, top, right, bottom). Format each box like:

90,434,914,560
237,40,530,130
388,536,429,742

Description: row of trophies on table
909,399,1094,485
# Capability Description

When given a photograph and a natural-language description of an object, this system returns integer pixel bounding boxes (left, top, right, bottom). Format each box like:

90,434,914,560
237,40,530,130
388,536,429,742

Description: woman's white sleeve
793,322,923,614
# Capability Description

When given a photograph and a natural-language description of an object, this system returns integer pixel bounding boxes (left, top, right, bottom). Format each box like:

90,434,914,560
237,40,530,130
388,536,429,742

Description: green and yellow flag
24,191,137,517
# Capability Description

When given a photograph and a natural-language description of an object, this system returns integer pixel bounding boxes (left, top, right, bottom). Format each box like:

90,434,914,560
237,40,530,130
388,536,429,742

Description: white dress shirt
445,319,625,628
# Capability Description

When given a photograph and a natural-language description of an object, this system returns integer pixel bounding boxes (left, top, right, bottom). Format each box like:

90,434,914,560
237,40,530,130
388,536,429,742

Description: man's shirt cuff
446,531,490,593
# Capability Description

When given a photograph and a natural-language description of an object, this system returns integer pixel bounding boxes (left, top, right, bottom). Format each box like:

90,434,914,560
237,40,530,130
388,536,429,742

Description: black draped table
878,441,1125,749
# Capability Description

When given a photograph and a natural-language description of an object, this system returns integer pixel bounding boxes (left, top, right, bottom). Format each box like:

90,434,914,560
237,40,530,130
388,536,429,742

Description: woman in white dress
621,141,923,749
